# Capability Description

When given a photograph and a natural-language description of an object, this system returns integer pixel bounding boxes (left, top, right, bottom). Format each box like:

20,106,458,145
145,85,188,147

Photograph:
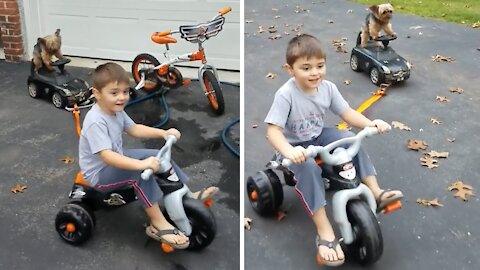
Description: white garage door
22,0,240,70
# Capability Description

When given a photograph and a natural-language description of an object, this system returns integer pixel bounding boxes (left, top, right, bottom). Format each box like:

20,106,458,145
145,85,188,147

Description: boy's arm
99,149,159,171
267,124,307,164
340,108,390,132
126,124,180,140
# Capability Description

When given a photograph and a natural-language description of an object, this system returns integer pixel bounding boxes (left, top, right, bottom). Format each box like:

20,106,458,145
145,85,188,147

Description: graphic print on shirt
286,111,324,138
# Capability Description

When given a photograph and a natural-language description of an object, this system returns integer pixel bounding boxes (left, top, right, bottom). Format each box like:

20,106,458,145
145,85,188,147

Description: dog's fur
360,3,396,48
32,29,64,72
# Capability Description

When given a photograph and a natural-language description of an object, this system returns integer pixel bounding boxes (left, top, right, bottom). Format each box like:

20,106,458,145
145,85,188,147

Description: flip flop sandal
376,189,404,213
315,236,345,267
146,225,189,249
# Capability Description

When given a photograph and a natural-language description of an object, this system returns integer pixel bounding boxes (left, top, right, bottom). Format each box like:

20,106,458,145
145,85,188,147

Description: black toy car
27,58,91,109
350,34,411,86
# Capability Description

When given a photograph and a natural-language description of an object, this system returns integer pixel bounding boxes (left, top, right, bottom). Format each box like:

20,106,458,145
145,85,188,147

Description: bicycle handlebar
141,135,177,180
282,126,385,167
219,7,232,16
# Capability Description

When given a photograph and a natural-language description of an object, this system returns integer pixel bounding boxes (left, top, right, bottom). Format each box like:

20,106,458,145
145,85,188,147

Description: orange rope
337,84,389,130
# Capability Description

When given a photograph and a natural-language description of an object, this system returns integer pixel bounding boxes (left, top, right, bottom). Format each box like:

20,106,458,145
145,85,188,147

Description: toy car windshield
179,16,225,43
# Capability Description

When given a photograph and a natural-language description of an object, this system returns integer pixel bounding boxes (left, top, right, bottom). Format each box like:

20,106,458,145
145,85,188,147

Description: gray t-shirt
79,104,135,185
265,78,349,144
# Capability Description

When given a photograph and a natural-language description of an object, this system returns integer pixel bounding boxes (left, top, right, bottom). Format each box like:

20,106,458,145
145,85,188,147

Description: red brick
6,55,22,63
7,28,20,35
0,15,6,22
0,8,19,16
2,35,21,42
5,1,18,9
6,15,19,23
5,42,22,49
0,22,20,29
4,47,23,55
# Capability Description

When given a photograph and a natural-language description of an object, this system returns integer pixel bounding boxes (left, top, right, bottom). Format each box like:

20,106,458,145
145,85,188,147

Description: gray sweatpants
287,128,377,216
95,149,189,209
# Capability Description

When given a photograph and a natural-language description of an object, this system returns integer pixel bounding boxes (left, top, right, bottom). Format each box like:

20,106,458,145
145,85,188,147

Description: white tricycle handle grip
141,135,177,181
281,146,318,167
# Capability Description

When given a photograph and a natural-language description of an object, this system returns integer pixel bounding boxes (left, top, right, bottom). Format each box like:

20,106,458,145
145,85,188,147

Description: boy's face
286,56,326,92
93,81,130,115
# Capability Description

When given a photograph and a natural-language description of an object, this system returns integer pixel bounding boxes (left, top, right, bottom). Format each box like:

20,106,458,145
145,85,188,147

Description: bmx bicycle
55,135,216,251
131,7,232,115
246,127,402,265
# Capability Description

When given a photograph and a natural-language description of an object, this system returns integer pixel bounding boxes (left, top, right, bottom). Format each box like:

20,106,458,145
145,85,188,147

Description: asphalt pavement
244,0,480,269
0,61,239,270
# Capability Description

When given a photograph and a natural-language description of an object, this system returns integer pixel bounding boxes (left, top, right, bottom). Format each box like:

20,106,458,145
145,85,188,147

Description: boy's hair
92,62,130,90
286,34,325,66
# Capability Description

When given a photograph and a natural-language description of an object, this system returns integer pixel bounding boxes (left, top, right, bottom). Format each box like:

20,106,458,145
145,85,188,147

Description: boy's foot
376,189,403,212
146,224,189,249
316,236,345,267
191,186,219,202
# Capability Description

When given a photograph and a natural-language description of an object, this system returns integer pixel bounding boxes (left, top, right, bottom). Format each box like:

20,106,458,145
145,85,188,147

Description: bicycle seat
151,32,177,44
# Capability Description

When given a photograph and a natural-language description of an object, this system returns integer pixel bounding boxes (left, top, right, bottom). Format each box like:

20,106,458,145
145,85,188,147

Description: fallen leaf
251,124,258,128
431,118,442,125
265,72,277,79
426,151,449,158
448,181,475,201
343,80,351,85
60,156,75,164
392,121,411,131
272,8,279,12
258,26,264,34
436,96,449,102
431,54,455,62
347,9,353,13
420,156,438,169
268,28,278,33
244,217,252,230
472,22,480,28
447,138,456,143
449,87,464,94
11,184,27,193
269,34,282,40
328,20,334,24
276,210,287,221
416,198,444,207
284,31,290,35
245,20,254,23
274,15,281,19
407,139,428,150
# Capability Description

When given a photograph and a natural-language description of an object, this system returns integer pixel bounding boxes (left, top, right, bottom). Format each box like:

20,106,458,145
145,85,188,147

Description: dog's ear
37,37,46,46
55,29,61,36
369,5,379,15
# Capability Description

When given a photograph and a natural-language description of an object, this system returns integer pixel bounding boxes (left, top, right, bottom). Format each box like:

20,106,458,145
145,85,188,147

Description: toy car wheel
350,54,362,72
369,67,385,86
55,201,95,245
162,66,184,89
132,53,161,92
182,198,217,250
346,199,383,265
246,169,283,216
28,81,42,98
202,70,225,115
52,91,67,109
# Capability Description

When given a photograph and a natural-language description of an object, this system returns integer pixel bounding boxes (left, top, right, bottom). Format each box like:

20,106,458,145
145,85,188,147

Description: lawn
350,0,480,26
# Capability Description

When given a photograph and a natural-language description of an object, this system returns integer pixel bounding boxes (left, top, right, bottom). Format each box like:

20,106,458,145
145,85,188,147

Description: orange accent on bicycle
132,7,232,115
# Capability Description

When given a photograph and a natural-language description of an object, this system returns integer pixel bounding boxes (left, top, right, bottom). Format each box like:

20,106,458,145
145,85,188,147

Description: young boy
265,34,403,266
79,62,218,248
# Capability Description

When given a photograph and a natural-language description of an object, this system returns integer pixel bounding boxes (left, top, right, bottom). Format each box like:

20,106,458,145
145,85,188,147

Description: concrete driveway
0,61,239,270
244,0,480,269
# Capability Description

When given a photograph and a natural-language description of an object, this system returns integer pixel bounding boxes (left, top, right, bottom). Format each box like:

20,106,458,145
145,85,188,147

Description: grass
350,0,480,26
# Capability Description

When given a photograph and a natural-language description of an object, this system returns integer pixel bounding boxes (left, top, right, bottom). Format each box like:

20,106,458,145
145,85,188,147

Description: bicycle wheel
202,70,225,115
162,66,183,89
132,53,161,91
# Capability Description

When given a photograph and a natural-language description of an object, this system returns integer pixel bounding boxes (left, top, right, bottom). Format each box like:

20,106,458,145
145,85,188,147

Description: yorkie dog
32,29,64,72
360,3,396,48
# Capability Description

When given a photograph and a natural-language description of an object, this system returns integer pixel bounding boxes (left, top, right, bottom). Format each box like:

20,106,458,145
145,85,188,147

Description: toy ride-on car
350,34,411,86
54,136,216,251
247,127,402,265
27,58,92,109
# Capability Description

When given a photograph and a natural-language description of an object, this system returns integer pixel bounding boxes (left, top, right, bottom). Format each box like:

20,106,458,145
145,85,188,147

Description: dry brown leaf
245,20,254,23
343,80,351,85
449,87,464,94
431,54,455,62
416,198,444,207
11,183,27,194
258,26,265,34
436,96,450,102
265,72,277,79
426,151,449,158
251,124,258,128
472,22,480,28
272,8,279,12
420,156,438,169
60,156,75,164
347,9,353,13
328,20,334,23
431,118,442,125
244,217,252,230
269,34,282,40
392,121,411,131
407,139,428,150
276,210,287,221
268,28,277,33
447,138,456,143
448,181,475,201
274,15,281,19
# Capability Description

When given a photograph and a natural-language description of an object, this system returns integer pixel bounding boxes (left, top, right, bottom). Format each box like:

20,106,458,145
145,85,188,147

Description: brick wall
0,0,24,62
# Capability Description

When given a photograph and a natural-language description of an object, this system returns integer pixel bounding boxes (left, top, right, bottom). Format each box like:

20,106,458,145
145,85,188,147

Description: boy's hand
371,119,391,134
164,128,181,140
284,146,308,165
142,157,160,172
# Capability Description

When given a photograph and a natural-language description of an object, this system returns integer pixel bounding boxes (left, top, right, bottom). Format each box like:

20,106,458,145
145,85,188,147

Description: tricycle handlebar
141,135,177,180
